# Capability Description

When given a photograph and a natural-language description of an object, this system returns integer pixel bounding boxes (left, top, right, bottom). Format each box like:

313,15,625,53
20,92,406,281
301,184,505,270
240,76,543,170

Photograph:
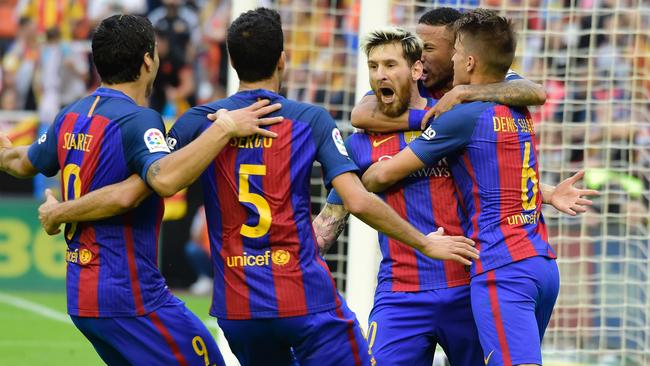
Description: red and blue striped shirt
28,87,173,317
409,102,556,276
168,89,358,320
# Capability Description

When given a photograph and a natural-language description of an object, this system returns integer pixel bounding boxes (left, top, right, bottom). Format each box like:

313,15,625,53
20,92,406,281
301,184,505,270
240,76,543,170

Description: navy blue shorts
218,296,373,366
71,296,224,366
471,256,559,365
367,286,483,366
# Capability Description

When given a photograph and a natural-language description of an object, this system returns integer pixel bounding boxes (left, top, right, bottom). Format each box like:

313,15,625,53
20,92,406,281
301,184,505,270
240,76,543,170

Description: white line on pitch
0,292,72,325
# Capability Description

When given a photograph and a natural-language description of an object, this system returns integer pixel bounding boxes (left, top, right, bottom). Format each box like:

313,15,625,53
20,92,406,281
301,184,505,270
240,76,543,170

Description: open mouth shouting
379,86,396,104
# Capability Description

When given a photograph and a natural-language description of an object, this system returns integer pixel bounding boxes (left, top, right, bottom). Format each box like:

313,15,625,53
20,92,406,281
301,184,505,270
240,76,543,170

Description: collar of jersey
233,89,283,102
92,87,138,105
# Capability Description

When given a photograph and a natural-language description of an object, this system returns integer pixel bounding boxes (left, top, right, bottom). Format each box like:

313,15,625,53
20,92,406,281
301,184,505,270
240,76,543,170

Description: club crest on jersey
422,126,436,140
144,128,170,153
332,128,348,156
79,248,93,265
272,250,290,266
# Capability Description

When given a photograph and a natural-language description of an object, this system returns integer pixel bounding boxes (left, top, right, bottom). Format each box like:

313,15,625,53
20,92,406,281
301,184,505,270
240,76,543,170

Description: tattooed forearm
463,79,546,106
146,161,161,183
312,203,350,255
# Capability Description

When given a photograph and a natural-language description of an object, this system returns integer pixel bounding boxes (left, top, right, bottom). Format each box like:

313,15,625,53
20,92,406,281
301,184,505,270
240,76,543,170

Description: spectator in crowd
185,206,213,296
3,17,38,111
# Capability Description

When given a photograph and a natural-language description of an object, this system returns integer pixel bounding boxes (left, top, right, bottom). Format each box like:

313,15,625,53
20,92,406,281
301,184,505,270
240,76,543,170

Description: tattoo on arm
465,80,544,106
313,203,350,255
146,161,161,183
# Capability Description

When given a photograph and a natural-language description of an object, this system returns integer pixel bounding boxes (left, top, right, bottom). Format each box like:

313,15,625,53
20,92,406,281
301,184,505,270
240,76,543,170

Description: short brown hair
454,9,516,77
362,27,423,66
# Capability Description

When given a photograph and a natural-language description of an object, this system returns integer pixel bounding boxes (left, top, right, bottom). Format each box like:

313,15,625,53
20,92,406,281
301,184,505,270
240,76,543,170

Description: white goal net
270,0,649,364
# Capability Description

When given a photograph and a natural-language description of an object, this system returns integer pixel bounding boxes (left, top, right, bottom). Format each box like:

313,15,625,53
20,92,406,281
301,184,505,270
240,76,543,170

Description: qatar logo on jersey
144,128,170,153
331,128,349,156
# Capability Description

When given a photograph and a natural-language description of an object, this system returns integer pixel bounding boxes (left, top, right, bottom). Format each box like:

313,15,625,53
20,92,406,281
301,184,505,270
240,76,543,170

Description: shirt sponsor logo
226,250,291,268
144,128,170,153
332,128,348,156
66,248,94,265
506,211,541,226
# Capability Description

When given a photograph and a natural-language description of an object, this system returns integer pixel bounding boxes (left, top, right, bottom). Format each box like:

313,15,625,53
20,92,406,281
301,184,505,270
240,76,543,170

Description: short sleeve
27,122,60,177
326,189,344,205
408,105,478,166
505,69,523,81
121,108,170,182
167,106,212,151
311,107,359,189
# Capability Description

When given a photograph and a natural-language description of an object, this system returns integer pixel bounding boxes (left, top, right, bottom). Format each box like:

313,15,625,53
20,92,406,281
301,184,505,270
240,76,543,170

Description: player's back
169,89,357,320
436,102,556,275
345,129,469,292
34,87,172,317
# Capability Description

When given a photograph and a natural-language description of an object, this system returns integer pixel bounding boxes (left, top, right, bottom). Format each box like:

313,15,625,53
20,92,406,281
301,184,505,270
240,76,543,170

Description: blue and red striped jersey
168,89,358,320
409,102,556,276
28,87,173,317
329,115,471,291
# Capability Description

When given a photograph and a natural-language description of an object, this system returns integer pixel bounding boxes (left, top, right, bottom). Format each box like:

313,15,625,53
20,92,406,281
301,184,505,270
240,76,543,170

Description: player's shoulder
119,106,163,126
443,101,496,121
282,98,331,122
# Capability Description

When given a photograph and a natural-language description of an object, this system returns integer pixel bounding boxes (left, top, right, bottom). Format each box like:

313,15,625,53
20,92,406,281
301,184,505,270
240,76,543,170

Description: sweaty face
416,24,455,91
368,43,413,118
451,37,470,86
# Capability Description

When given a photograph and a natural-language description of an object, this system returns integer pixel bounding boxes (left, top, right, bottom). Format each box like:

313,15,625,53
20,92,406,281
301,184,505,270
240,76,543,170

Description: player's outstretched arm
540,170,600,216
312,202,349,256
362,147,425,192
38,175,151,235
333,172,477,265
423,78,546,123
146,99,283,197
0,133,38,178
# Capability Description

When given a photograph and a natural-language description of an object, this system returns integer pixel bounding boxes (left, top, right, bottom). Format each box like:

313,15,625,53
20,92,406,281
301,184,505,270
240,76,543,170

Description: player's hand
0,131,13,150
39,189,62,235
419,227,478,266
548,170,600,216
207,99,283,138
420,85,466,128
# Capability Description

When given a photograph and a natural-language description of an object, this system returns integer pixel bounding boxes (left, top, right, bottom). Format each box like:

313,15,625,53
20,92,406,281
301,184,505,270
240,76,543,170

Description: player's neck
100,82,148,106
238,77,280,94
409,83,428,109
469,73,503,85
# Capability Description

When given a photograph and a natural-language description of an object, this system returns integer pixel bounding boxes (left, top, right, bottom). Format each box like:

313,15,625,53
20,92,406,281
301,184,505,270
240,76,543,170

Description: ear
411,59,424,81
143,52,153,72
277,51,286,72
466,55,475,74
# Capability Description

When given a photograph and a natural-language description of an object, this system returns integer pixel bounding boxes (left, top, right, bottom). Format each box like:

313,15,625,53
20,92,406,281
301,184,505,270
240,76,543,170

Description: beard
374,80,411,118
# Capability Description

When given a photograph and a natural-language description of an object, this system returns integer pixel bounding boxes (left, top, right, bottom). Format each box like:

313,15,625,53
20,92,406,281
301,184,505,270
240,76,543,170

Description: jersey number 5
239,164,272,238
521,142,539,210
